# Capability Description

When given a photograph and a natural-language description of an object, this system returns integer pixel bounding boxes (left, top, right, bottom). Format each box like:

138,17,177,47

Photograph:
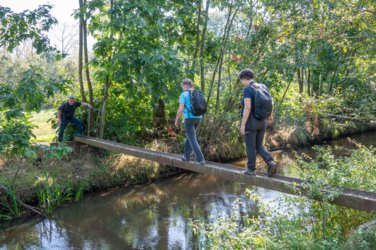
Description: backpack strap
184,90,194,119
248,81,260,99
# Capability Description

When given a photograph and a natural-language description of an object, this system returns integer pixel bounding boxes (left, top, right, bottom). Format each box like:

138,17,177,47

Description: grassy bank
0,145,178,219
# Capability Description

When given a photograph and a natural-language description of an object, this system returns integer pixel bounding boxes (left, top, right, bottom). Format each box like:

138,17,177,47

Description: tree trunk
319,74,323,95
215,55,223,111
307,68,311,96
191,0,202,79
153,98,167,128
329,68,338,92
280,81,292,104
199,0,210,92
297,68,304,95
99,0,114,139
78,9,87,103
83,0,94,127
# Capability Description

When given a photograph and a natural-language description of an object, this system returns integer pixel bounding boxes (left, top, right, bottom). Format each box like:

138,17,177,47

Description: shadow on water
0,131,375,249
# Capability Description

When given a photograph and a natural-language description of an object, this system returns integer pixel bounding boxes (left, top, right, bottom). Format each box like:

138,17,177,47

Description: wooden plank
75,136,376,214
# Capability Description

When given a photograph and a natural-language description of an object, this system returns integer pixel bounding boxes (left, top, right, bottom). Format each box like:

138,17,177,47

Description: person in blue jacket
239,69,277,176
174,78,205,165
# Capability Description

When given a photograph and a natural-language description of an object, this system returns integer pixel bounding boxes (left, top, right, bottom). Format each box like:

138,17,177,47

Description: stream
1,131,375,249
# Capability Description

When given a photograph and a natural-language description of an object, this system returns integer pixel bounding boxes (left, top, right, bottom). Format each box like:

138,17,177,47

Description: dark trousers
184,118,205,162
58,117,83,142
243,114,274,171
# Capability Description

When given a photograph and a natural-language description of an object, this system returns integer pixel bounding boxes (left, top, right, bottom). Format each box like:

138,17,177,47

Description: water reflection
0,173,285,249
1,131,375,249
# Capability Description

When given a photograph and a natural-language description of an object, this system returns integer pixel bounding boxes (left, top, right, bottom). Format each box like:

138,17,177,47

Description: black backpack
185,90,207,116
248,82,273,120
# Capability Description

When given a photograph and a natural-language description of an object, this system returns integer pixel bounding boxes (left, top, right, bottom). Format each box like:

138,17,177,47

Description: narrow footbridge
75,137,376,214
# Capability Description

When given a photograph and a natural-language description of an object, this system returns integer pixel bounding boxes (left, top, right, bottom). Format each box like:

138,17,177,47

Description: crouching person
239,69,277,177
57,96,93,142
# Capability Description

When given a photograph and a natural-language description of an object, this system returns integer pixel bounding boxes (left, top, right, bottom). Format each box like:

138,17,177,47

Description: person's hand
267,116,274,123
88,104,93,109
58,119,62,125
175,120,179,127
240,124,246,135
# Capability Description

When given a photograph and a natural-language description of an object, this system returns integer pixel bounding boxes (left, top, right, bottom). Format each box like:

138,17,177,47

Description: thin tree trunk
228,54,232,92
215,55,223,111
307,68,311,96
99,94,108,139
329,67,338,92
297,68,303,95
191,0,202,77
99,0,114,138
199,0,210,92
78,9,87,103
280,81,292,104
319,74,323,95
83,0,94,127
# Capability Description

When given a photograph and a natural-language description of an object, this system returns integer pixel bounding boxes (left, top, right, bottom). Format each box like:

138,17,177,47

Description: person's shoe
78,134,87,139
267,161,277,177
195,160,206,165
244,169,256,176
181,157,189,162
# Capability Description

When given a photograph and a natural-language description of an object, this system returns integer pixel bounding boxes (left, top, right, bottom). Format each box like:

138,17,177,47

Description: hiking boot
195,160,206,165
244,169,256,176
181,157,189,162
78,134,87,139
267,161,277,177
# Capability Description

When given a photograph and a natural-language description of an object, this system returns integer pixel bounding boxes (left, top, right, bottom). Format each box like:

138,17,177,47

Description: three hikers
239,69,277,177
57,96,92,142
58,72,276,177
175,78,206,165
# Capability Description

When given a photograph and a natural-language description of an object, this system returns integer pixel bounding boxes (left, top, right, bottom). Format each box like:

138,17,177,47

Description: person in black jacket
57,96,93,142
239,69,277,177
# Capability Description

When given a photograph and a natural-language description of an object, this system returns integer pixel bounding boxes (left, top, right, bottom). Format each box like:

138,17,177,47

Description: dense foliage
1,0,376,154
70,0,376,153
0,5,71,157
190,142,376,249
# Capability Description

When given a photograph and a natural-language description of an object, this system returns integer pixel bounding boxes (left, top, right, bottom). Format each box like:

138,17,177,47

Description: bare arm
80,102,93,109
240,98,251,135
268,104,274,123
175,103,185,127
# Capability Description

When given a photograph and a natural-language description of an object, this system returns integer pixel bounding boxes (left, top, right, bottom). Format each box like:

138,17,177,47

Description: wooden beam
75,136,376,214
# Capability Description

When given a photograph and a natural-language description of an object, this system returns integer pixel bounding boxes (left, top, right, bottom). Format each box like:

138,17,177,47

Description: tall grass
74,181,87,202
0,178,21,219
36,164,72,214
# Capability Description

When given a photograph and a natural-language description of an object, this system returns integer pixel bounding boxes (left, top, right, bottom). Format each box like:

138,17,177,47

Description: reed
36,164,73,214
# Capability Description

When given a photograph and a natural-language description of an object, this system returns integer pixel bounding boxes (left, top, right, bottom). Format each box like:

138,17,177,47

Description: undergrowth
189,141,376,249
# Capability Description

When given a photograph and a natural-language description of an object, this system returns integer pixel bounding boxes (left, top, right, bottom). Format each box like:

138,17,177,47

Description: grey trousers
184,118,205,162
243,114,274,171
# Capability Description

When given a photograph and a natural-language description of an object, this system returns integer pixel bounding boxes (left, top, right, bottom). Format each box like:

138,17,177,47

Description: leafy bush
190,143,376,249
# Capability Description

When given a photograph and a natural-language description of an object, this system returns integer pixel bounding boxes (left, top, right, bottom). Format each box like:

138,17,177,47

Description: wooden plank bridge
74,137,376,214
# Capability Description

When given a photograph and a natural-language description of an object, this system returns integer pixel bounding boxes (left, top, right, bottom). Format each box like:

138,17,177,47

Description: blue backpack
248,82,273,120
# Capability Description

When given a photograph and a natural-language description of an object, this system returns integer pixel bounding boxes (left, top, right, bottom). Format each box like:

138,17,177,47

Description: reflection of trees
0,216,43,249
1,173,262,249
